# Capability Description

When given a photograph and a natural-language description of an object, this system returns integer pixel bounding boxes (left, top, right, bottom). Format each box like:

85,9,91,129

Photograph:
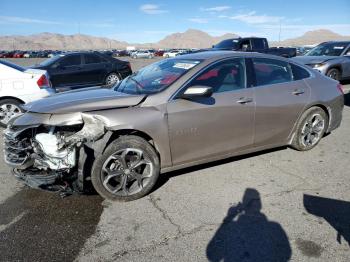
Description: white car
132,50,154,59
163,50,182,58
0,60,55,127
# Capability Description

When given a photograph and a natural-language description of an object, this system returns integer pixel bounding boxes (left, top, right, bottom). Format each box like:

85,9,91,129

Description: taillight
337,83,344,95
37,74,49,88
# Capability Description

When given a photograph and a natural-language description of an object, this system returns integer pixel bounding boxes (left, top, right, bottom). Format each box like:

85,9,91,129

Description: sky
0,0,349,43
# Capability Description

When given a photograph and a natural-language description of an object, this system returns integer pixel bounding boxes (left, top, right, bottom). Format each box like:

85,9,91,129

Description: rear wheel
326,68,340,80
0,99,23,127
91,135,160,201
105,72,120,87
291,107,328,151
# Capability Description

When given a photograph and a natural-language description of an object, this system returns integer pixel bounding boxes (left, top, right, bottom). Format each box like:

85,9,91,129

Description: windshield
39,55,64,66
213,39,239,49
115,59,201,94
306,42,349,56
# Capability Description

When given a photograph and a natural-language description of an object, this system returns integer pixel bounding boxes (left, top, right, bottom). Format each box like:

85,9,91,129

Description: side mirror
181,85,213,99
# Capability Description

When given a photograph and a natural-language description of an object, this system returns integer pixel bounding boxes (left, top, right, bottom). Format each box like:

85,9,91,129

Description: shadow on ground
206,188,291,262
153,147,287,193
0,188,103,262
304,194,350,246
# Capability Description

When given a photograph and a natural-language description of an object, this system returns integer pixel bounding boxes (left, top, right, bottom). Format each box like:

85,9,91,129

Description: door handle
292,89,305,95
237,97,253,104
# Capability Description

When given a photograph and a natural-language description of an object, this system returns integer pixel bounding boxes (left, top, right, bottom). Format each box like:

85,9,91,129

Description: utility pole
278,21,282,44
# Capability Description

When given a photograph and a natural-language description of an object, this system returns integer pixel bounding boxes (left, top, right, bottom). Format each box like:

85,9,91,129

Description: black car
212,37,297,58
31,51,132,89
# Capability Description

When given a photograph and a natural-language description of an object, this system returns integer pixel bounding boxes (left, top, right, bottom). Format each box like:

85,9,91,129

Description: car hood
23,88,146,114
292,56,338,65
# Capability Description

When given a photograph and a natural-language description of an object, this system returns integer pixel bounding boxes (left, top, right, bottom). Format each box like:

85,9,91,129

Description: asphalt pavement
0,58,349,262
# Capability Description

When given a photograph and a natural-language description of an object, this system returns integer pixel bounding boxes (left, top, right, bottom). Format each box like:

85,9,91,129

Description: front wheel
91,135,160,201
0,99,24,127
326,68,340,80
291,107,328,151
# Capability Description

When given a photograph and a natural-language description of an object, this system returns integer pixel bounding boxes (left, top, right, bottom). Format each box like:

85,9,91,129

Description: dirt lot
0,58,349,262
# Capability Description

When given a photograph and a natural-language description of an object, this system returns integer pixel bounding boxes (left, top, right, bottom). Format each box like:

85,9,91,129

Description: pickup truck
212,37,297,58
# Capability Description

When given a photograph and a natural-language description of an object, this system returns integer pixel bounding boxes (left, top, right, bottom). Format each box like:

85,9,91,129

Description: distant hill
0,29,349,50
156,29,239,49
270,29,350,47
0,32,128,50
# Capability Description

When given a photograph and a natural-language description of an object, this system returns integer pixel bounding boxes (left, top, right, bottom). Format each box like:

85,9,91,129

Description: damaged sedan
3,51,344,201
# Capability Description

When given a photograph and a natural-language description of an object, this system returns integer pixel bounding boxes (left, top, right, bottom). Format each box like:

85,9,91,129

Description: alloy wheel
106,73,120,86
0,103,22,125
101,148,154,196
300,113,325,147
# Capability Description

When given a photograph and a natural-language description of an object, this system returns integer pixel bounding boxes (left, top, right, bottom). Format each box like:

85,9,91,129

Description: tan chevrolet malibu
3,51,344,201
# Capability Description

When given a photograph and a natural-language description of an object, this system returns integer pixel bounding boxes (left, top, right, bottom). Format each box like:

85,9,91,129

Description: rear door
167,58,255,165
82,53,107,85
49,54,83,87
250,57,310,147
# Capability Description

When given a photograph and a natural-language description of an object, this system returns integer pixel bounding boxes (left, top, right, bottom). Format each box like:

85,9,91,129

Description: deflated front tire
91,135,160,201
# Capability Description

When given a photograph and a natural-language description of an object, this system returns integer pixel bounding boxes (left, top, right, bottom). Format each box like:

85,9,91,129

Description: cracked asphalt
0,58,349,262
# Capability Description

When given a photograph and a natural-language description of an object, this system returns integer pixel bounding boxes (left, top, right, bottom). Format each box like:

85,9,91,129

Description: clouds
188,18,208,24
201,6,231,12
228,11,283,24
139,4,168,14
0,16,61,25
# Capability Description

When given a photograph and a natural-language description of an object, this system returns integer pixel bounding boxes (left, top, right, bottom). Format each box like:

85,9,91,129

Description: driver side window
189,59,246,93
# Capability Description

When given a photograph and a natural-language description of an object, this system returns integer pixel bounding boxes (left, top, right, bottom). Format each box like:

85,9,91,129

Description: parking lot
0,58,349,262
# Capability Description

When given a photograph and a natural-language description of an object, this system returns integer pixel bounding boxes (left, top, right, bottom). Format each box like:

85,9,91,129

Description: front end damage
4,114,106,194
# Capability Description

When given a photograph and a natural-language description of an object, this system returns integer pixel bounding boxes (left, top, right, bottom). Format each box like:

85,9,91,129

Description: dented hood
24,88,146,114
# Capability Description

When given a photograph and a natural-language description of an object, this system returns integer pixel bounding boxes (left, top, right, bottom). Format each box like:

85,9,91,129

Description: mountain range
0,29,349,50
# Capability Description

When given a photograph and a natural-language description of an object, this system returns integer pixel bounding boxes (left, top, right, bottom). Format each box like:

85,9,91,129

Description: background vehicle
0,59,54,127
292,41,350,80
4,52,343,201
163,50,181,58
154,50,165,56
132,50,154,59
212,37,297,58
30,51,132,89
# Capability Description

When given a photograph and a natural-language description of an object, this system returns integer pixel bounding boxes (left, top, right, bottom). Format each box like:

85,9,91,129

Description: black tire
91,135,160,201
326,68,341,81
291,107,328,151
0,99,24,128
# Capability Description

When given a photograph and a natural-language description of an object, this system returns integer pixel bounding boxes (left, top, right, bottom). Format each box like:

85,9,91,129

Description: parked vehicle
13,52,25,58
113,50,129,57
292,41,350,80
30,51,132,89
154,50,165,56
132,50,154,59
3,51,344,201
0,59,54,127
163,50,181,58
212,37,297,58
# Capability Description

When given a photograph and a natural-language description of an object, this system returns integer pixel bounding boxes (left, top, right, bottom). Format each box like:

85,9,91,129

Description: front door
167,58,255,166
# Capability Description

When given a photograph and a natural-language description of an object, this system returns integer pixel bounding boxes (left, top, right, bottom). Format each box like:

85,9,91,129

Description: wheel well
327,65,342,74
289,104,330,144
106,129,160,159
0,96,25,104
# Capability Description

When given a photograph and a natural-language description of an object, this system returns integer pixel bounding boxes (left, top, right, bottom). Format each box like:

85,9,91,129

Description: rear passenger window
253,58,292,86
85,54,102,64
290,63,310,80
60,55,81,66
